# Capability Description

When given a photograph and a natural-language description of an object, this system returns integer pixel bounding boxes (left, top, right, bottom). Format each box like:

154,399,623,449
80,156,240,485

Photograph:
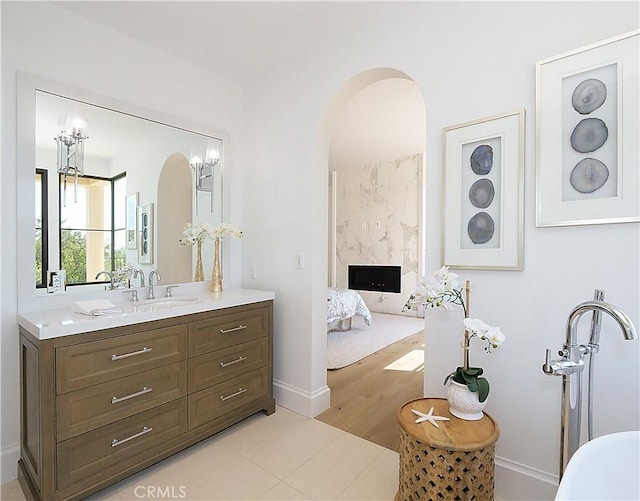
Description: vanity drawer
189,305,269,356
57,361,187,441
57,324,187,394
57,398,187,489
188,338,268,392
188,366,269,430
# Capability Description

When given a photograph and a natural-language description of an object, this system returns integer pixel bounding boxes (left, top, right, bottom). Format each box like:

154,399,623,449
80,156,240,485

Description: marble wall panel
334,154,420,315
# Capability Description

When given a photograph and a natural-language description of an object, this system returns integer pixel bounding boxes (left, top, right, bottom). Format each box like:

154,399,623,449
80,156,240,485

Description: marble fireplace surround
332,154,422,315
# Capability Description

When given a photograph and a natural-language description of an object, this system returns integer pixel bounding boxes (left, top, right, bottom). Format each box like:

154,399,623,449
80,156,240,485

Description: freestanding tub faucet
542,289,638,479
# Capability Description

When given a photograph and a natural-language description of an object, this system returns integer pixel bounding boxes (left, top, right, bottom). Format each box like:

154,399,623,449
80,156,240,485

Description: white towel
71,299,124,316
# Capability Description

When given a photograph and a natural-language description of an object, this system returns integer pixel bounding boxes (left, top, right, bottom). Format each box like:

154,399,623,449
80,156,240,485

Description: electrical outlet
295,254,304,269
47,269,66,293
249,265,257,279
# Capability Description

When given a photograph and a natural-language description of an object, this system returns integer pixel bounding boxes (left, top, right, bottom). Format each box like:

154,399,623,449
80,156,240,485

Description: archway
157,153,192,284
314,68,427,438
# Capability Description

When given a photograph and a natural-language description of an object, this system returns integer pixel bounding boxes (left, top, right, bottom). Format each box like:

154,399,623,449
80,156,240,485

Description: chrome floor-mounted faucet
542,289,638,479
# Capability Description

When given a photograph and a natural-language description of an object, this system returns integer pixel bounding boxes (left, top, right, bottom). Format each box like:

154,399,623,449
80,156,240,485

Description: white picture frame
126,193,138,250
442,110,525,270
536,30,639,227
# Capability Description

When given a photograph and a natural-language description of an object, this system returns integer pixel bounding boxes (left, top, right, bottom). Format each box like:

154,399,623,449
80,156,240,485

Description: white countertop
18,288,275,340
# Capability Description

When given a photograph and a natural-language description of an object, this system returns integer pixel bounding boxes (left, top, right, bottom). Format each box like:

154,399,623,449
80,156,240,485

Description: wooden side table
396,397,500,501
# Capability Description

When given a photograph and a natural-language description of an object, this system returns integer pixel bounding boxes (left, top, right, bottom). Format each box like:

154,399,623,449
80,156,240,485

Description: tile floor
1,406,400,501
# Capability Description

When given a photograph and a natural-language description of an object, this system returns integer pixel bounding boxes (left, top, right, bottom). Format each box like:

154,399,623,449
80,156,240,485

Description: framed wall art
138,203,154,264
536,30,639,227
126,193,138,249
442,110,525,270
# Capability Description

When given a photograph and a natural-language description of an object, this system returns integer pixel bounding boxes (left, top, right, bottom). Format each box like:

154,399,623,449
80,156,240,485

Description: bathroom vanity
17,289,275,501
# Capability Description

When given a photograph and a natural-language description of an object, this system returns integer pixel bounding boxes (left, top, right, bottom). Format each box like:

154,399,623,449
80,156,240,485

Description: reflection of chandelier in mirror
190,144,219,214
55,113,88,205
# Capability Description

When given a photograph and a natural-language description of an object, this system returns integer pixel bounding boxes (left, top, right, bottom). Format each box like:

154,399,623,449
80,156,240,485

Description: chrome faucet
95,271,114,289
543,290,638,479
132,268,145,287
147,270,161,299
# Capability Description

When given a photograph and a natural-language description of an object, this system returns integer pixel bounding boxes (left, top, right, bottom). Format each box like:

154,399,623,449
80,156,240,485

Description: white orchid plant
404,266,505,402
178,222,243,246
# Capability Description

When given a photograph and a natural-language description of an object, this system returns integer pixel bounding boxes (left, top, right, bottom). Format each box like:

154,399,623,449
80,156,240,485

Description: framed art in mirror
536,30,639,227
442,110,525,270
138,203,154,264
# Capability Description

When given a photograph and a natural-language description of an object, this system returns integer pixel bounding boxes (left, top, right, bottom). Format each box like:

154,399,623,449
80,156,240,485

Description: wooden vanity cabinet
18,300,275,501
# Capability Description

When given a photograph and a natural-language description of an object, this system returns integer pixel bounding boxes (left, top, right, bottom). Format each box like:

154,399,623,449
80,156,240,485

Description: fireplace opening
348,265,401,293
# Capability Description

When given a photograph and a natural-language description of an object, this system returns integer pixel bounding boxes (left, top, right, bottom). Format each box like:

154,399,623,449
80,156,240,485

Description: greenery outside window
36,169,49,288
59,173,126,286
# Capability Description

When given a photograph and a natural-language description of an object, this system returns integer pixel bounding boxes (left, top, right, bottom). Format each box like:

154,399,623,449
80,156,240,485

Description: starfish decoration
411,407,450,428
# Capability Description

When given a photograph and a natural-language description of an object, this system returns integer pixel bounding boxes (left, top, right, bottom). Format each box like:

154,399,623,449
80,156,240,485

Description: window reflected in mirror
59,173,126,286
35,169,48,288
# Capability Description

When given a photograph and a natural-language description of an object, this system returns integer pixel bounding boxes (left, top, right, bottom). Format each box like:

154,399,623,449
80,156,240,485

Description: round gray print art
572,78,607,115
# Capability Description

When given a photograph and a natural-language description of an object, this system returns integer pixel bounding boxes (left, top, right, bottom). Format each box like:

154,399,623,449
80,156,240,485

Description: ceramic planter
445,380,488,420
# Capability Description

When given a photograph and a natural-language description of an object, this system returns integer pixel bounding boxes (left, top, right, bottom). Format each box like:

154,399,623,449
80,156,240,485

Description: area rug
327,312,424,369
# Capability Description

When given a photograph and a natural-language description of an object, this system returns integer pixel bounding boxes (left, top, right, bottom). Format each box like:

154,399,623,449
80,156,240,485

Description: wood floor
316,330,425,452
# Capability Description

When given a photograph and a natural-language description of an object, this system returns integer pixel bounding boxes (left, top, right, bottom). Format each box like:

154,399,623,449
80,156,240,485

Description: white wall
0,2,243,483
239,2,639,500
2,3,638,499
329,78,426,171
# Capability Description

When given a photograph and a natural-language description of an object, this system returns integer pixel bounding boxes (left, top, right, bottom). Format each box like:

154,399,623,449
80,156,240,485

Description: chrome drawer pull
220,325,247,334
220,387,246,402
220,356,247,368
111,426,153,448
111,386,153,404
111,346,152,361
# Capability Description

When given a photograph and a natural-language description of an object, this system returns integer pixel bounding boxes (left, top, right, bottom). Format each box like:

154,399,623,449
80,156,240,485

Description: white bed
327,287,372,331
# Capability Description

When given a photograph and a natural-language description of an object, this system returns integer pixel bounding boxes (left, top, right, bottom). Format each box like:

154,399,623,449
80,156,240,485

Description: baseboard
1,443,19,485
495,455,558,500
273,379,331,418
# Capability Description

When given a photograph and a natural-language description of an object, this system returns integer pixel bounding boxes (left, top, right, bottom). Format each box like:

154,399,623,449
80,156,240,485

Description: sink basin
555,431,640,500
132,297,198,312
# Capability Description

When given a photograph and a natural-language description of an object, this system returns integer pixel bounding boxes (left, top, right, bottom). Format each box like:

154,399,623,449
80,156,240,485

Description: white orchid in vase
206,222,243,241
404,266,505,403
178,222,243,285
206,222,243,292
178,222,209,246
178,222,210,281
178,222,243,245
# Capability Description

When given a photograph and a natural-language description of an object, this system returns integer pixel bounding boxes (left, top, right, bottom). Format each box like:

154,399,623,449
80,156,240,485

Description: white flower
436,266,459,291
207,222,243,240
422,274,442,297
407,267,465,310
464,318,505,353
178,222,208,246
485,326,505,347
178,221,242,245
464,318,490,334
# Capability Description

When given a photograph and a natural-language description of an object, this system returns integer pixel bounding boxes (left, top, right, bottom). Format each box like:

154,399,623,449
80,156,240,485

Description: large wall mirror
17,73,224,311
